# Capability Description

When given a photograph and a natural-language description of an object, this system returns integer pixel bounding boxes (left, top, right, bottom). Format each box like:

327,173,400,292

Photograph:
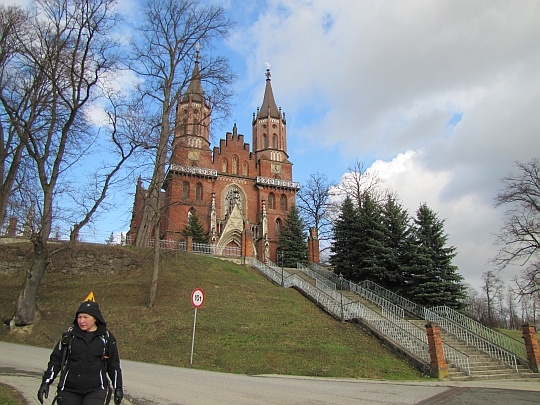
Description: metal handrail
303,264,405,319
355,280,521,372
251,259,471,376
430,305,528,361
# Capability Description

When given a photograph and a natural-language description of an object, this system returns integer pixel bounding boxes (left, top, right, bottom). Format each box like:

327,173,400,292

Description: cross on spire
265,62,271,79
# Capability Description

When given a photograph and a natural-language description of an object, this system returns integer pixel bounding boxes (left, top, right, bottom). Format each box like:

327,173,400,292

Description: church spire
182,50,204,103
257,68,280,119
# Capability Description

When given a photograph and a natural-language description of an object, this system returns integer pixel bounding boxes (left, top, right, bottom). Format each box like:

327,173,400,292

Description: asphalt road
1,341,540,405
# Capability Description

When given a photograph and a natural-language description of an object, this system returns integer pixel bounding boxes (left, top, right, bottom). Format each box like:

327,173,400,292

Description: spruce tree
181,212,209,244
330,196,360,281
330,196,360,280
381,196,414,292
355,193,388,284
278,205,308,267
407,203,466,309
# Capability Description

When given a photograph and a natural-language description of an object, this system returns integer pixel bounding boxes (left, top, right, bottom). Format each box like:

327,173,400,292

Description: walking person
37,293,123,405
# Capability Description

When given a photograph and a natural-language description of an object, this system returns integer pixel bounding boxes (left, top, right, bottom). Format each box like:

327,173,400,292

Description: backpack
53,328,112,405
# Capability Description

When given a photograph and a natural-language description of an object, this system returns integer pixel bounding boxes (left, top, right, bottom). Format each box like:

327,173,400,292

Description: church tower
138,59,299,263
251,68,297,260
252,69,289,178
170,51,212,166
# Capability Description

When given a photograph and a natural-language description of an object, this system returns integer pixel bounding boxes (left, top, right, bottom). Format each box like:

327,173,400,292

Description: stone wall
0,239,146,275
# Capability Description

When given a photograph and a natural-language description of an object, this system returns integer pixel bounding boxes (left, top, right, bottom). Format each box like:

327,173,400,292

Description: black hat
75,300,107,326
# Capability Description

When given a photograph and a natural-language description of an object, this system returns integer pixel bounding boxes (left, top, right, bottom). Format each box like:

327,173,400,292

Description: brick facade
128,63,302,263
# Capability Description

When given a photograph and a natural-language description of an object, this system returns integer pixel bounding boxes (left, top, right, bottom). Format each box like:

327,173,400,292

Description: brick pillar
425,322,449,380
187,236,193,252
307,227,320,264
522,323,540,373
242,226,253,258
7,217,17,236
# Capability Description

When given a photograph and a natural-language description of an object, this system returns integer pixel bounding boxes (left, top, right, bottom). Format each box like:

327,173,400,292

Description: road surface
1,341,540,405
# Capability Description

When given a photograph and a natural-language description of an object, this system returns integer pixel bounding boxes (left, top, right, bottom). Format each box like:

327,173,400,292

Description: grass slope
0,245,423,380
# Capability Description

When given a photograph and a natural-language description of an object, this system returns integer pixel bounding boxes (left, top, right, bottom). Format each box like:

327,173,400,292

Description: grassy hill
0,243,424,380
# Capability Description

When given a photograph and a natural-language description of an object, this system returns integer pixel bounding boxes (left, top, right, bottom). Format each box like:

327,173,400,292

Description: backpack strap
52,328,73,405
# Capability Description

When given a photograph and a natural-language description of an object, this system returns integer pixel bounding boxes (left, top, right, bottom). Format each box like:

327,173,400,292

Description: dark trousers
56,389,107,405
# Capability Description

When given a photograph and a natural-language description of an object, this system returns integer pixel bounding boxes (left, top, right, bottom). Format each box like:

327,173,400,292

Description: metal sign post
190,288,204,365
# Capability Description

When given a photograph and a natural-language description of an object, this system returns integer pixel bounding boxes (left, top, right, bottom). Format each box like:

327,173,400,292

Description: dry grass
0,244,424,380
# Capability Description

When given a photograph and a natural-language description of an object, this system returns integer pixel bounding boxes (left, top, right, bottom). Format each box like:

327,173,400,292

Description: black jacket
42,323,123,394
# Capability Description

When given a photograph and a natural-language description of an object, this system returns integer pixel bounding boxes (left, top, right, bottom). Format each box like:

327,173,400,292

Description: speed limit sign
191,288,204,308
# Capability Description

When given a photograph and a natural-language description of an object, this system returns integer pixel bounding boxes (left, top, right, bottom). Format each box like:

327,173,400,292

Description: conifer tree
355,193,388,284
381,196,415,292
407,204,466,309
278,205,308,267
181,212,209,244
330,196,361,280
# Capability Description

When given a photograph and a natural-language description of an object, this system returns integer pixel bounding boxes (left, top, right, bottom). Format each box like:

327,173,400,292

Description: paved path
2,341,540,405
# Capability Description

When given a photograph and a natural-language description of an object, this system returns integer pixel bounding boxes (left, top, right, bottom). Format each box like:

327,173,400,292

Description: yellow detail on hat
83,292,96,302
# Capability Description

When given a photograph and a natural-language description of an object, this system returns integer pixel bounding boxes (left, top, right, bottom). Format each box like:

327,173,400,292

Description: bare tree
481,270,504,327
131,0,235,248
463,284,488,323
333,159,385,209
492,158,540,296
0,5,32,231
296,172,336,249
67,92,143,246
9,0,122,327
128,0,235,307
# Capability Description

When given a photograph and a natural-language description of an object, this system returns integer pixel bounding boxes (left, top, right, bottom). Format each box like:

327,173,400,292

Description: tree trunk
134,190,158,247
148,220,160,308
0,141,25,231
11,235,49,326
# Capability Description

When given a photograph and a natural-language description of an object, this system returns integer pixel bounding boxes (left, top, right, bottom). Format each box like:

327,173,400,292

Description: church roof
257,69,280,119
182,56,204,103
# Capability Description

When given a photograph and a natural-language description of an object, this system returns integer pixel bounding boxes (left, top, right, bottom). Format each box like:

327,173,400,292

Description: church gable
130,65,302,264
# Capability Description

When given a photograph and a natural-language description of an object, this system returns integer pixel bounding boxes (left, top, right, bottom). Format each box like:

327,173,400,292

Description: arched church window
232,156,238,174
222,159,228,173
196,183,203,201
268,193,275,209
280,194,287,211
273,134,278,149
263,134,268,149
182,181,190,199
242,162,248,176
275,218,281,236
225,185,243,215
182,118,187,135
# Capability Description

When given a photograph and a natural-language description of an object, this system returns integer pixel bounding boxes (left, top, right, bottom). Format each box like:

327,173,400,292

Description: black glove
114,387,123,405
37,383,49,404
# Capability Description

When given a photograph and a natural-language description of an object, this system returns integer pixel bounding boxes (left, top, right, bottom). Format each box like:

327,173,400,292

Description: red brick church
128,59,317,264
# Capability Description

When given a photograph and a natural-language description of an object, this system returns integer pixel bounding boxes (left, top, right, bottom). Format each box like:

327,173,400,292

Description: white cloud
368,150,509,290
227,0,540,291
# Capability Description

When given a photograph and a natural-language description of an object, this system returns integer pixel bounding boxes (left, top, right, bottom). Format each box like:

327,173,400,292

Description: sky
5,0,540,292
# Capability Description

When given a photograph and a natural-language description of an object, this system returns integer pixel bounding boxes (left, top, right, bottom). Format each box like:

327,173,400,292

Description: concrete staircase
252,260,540,381
407,319,539,380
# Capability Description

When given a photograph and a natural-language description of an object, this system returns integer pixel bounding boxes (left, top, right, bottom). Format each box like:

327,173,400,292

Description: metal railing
303,264,405,319
430,305,528,361
250,259,471,376
192,243,241,257
354,280,521,372
127,237,241,258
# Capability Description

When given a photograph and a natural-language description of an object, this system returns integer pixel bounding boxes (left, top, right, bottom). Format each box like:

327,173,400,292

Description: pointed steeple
182,51,204,103
257,69,280,118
